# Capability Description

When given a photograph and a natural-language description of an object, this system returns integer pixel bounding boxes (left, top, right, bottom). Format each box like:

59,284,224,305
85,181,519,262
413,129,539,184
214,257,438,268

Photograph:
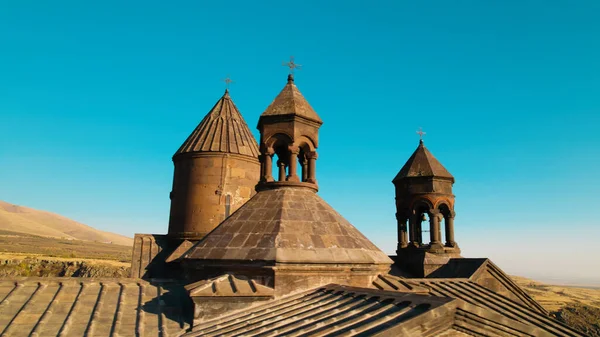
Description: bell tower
256,73,322,191
167,88,260,241
393,133,460,276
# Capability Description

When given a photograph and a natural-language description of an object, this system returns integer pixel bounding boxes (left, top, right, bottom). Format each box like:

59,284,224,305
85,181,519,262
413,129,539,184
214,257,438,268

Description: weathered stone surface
0,278,191,336
130,234,174,279
167,90,261,240
397,277,580,336
260,74,322,123
174,89,259,158
185,274,274,324
185,284,457,337
185,187,392,265
185,273,274,297
393,140,454,181
184,283,584,337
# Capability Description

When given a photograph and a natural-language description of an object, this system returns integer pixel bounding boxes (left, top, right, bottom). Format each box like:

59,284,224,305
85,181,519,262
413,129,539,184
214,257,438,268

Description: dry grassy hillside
0,200,133,246
512,275,600,312
512,276,600,337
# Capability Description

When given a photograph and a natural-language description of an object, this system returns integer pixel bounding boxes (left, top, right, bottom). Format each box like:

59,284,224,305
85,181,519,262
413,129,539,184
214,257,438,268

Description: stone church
0,70,585,336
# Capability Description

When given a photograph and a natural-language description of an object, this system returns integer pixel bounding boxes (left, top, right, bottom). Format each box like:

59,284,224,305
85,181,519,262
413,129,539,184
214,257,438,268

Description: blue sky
1,1,599,284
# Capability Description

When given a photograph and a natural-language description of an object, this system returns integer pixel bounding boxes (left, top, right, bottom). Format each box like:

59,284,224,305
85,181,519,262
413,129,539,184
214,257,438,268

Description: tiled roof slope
374,275,584,337
184,285,457,337
260,75,322,123
174,90,260,158
424,258,547,314
472,259,548,314
184,283,582,337
393,140,453,182
185,187,392,265
0,278,191,337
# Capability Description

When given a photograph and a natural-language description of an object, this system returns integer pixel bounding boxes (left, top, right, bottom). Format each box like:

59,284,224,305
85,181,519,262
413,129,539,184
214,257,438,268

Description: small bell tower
392,130,460,276
256,58,323,191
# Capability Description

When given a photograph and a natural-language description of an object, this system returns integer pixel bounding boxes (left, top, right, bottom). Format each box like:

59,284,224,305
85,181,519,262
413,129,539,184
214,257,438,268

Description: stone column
445,211,456,247
287,146,300,182
429,210,444,252
277,160,286,182
263,148,274,182
429,210,441,244
397,212,408,249
408,214,416,246
306,151,318,184
301,157,308,182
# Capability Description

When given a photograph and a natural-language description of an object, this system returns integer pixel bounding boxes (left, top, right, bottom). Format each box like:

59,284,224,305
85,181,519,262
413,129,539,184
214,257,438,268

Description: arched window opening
272,145,289,182
420,212,430,245
225,194,231,218
412,204,430,246
438,204,454,247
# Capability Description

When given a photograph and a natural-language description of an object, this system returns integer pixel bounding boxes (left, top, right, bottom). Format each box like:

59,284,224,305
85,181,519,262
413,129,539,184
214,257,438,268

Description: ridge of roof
393,140,454,182
408,278,581,336
185,274,274,297
260,75,322,123
474,259,548,315
185,284,456,337
174,90,260,158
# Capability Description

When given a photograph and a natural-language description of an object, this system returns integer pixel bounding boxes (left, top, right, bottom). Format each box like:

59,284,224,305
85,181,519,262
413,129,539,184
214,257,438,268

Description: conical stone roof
393,140,454,182
174,90,259,158
185,187,392,265
260,75,322,123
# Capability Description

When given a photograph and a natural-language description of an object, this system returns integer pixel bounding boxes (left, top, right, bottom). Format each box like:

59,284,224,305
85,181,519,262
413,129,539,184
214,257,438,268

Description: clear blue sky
1,1,599,284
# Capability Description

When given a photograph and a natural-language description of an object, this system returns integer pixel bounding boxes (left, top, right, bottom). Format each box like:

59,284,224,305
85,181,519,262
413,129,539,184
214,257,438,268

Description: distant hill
0,200,133,246
512,275,600,337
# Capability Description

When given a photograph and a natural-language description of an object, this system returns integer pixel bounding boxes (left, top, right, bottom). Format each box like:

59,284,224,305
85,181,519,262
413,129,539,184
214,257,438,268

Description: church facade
0,68,584,336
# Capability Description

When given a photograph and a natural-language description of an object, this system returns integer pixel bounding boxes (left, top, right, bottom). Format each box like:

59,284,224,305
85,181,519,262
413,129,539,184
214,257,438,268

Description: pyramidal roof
184,187,392,265
260,75,322,123
174,90,260,158
393,140,454,182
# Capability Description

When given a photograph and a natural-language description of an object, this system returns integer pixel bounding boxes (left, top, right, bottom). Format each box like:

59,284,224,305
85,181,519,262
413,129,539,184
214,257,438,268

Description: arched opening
271,143,290,182
438,203,454,247
412,203,431,246
262,134,294,183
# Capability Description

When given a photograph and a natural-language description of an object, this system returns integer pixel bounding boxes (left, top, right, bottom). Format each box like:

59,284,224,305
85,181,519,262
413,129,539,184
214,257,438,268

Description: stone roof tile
174,90,259,158
390,278,583,336
184,187,392,265
185,274,274,297
0,278,191,336
185,284,456,337
260,75,322,123
393,140,454,182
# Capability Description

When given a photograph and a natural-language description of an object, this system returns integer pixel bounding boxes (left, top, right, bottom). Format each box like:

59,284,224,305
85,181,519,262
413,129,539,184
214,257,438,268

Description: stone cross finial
223,75,234,90
283,56,302,75
416,127,426,141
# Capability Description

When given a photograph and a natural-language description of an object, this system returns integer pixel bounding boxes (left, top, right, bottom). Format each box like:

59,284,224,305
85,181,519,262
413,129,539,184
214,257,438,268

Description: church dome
174,89,260,159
